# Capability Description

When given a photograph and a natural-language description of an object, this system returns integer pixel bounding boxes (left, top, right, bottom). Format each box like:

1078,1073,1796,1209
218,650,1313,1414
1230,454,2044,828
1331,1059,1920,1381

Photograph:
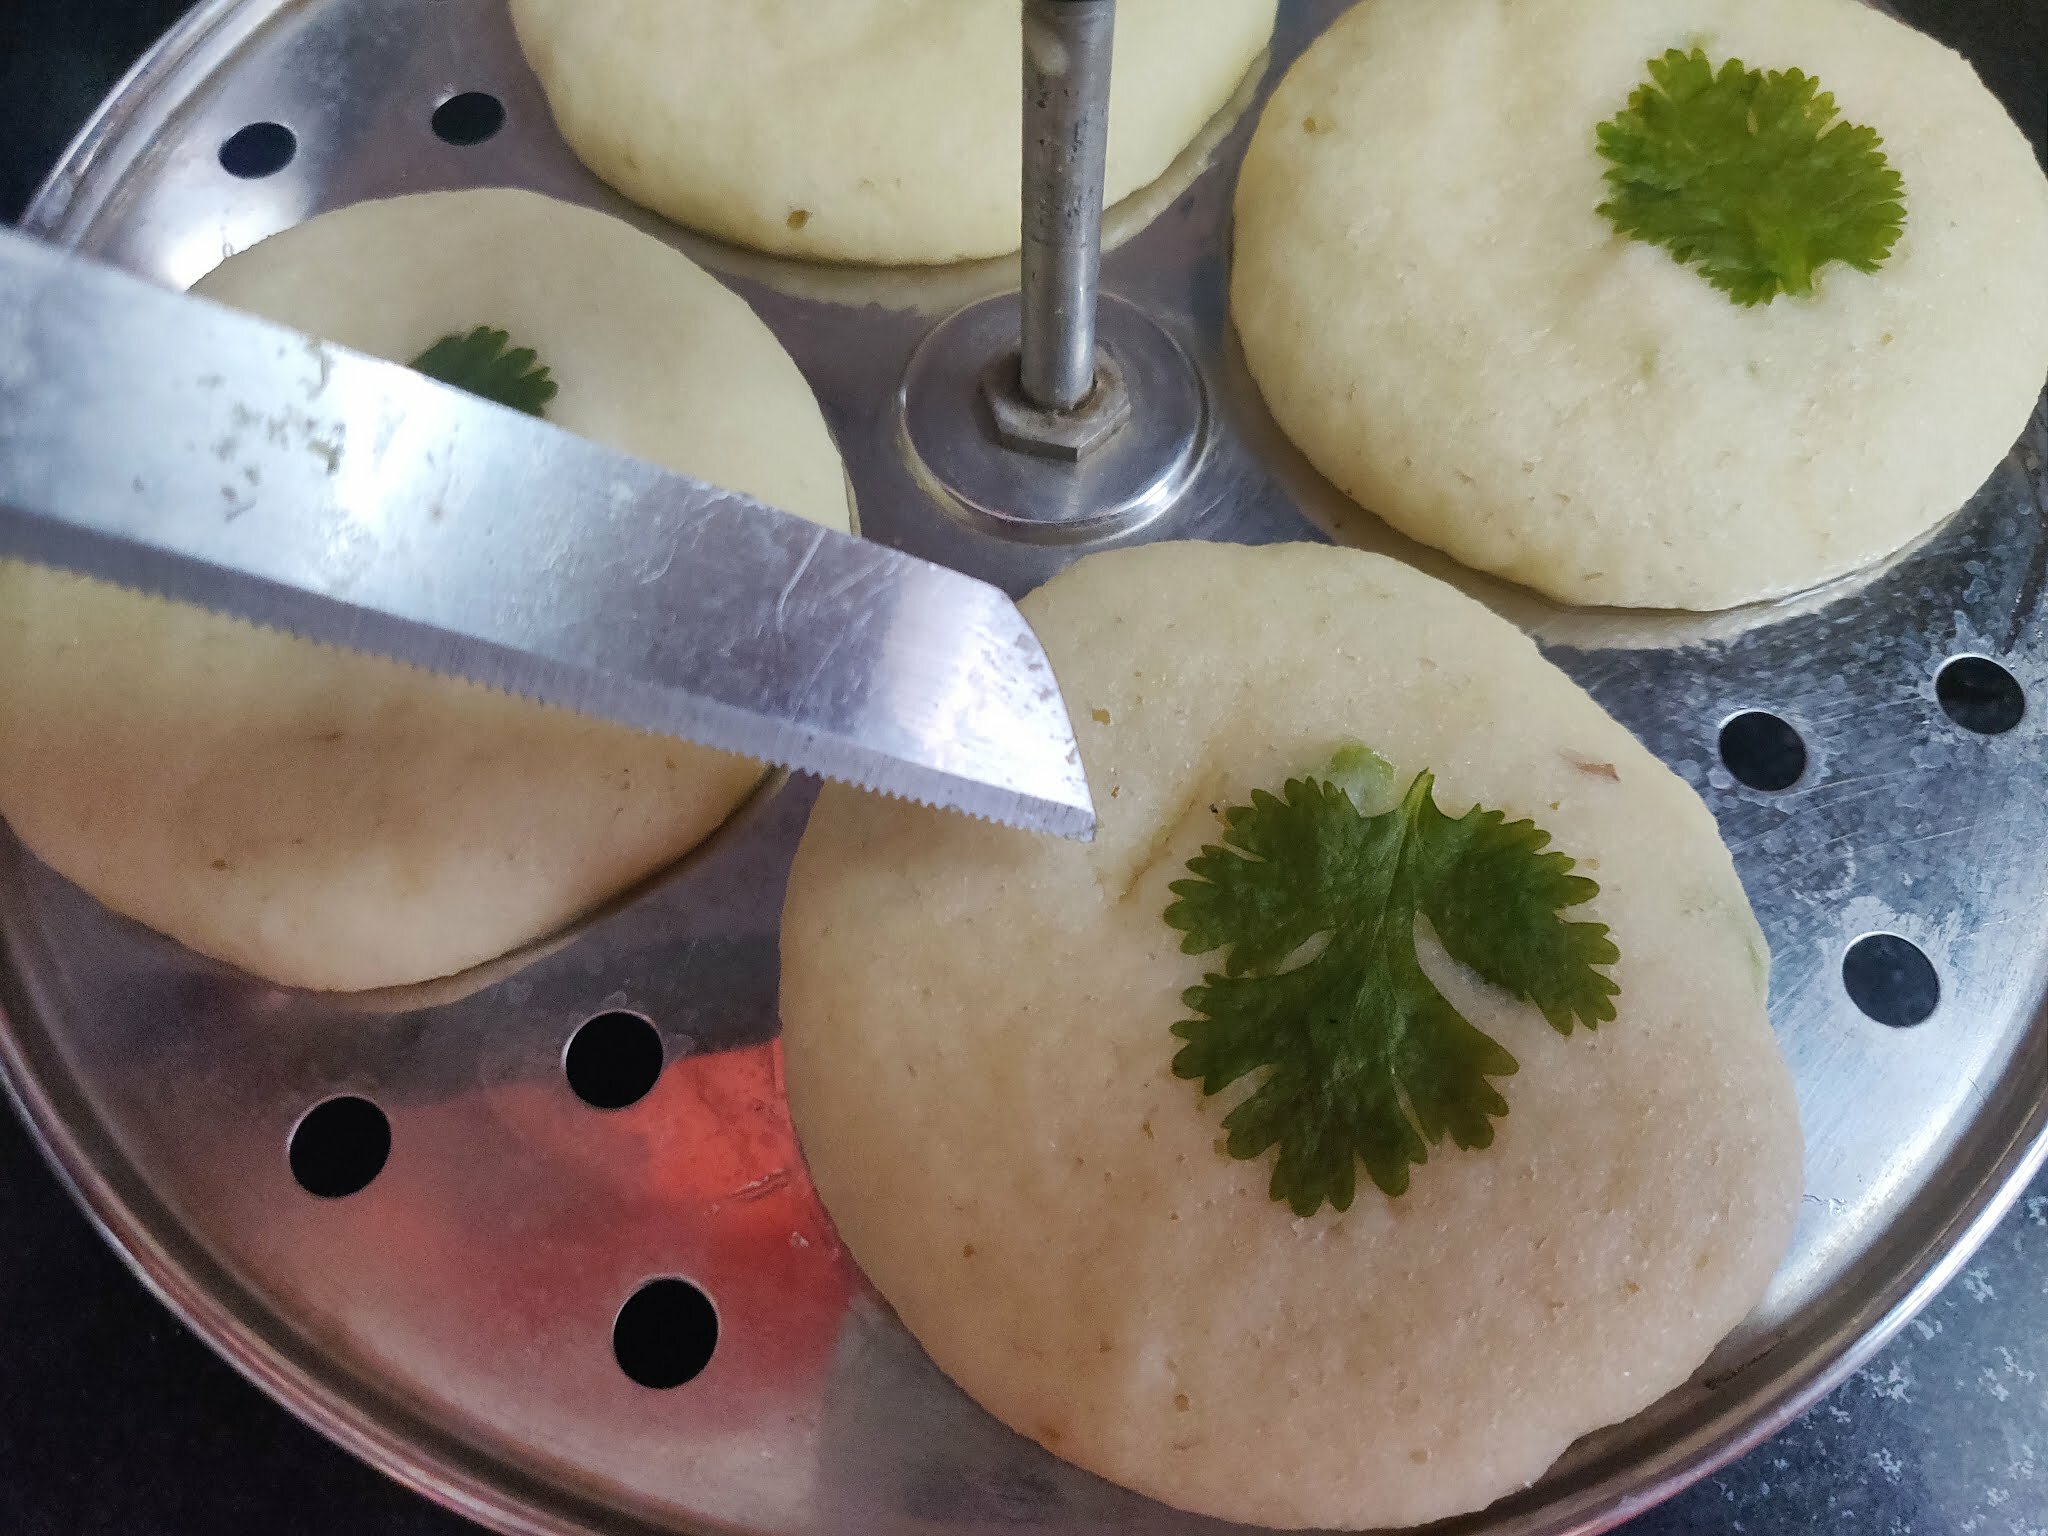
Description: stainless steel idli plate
3,2,2044,1533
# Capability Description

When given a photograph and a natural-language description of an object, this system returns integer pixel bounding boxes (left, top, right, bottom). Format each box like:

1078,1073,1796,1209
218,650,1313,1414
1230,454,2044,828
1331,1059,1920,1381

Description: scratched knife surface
0,230,1093,840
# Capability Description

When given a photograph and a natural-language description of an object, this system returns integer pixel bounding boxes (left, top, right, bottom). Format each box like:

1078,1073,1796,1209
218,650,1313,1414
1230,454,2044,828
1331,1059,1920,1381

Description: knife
0,228,1093,841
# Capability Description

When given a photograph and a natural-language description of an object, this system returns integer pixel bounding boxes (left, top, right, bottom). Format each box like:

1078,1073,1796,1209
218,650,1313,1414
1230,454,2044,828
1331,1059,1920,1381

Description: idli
0,188,850,992
510,0,1277,264
1232,0,2048,610
781,541,1802,1528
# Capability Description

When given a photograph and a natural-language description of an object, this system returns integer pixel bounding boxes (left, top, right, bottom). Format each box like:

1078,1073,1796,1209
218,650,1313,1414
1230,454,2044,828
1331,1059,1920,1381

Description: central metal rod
1018,0,1115,414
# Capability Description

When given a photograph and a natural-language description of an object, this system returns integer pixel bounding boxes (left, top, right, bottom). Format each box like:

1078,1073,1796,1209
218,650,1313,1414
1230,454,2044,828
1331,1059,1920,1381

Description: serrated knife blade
0,228,1093,841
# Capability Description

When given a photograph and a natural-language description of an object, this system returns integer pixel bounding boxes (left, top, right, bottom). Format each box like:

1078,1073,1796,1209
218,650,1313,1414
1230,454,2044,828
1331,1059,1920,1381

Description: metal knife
0,228,1093,840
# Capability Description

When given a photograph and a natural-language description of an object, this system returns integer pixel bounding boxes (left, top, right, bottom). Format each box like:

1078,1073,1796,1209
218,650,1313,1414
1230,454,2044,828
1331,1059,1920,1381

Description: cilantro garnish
408,326,558,417
1166,765,1619,1216
1595,48,1906,306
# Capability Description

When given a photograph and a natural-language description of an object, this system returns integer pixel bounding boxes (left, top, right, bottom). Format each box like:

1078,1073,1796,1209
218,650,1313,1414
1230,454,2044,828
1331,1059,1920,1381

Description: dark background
2,1,2045,1532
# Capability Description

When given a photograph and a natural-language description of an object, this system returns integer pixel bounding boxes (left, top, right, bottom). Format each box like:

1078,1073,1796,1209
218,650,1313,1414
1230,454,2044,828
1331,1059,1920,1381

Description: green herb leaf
408,326,558,417
1166,768,1620,1216
1595,48,1906,306
1320,739,1397,815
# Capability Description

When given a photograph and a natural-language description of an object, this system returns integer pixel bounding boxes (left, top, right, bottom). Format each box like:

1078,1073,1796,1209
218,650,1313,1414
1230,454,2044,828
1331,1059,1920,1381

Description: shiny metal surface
1017,0,1114,413
908,293,1201,539
1,2,2044,1535
0,230,1093,841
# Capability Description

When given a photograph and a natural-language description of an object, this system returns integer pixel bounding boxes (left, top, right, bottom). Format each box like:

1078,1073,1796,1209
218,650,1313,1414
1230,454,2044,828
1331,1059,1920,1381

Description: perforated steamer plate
2,1,2044,1532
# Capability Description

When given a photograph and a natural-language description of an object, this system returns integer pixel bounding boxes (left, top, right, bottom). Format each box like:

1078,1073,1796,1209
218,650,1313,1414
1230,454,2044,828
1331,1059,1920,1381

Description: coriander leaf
1595,48,1906,305
409,326,559,417
1322,739,1397,815
1166,769,1618,1216
1418,799,1620,1034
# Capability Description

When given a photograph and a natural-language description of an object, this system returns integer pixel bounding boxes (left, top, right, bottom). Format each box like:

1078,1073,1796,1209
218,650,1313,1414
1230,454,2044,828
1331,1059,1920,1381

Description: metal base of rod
901,293,1204,543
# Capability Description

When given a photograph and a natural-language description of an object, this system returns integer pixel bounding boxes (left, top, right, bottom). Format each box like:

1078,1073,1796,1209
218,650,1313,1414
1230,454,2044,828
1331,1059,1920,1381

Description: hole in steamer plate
288,1095,390,1198
1936,656,2025,736
613,1278,719,1388
217,122,296,179
431,92,506,147
564,1010,665,1109
1718,710,1807,792
1842,933,1941,1029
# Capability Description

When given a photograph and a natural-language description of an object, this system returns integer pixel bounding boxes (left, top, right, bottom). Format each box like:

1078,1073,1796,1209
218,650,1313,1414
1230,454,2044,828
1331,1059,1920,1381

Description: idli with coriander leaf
780,540,1802,1530
1232,0,2048,611
0,188,850,993
509,0,1277,265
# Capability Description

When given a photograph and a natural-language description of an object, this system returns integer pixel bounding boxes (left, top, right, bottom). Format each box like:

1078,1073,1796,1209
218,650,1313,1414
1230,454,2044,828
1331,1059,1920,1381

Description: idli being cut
781,541,1803,1529
0,188,850,993
1232,0,2048,610
509,0,1277,265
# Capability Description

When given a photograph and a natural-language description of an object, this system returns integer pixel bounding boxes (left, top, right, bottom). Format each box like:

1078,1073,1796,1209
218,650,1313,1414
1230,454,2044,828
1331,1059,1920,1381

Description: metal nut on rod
979,348,1132,463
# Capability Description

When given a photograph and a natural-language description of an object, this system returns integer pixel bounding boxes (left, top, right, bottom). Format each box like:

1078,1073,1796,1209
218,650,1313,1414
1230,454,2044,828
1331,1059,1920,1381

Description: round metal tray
4,1,2045,1533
